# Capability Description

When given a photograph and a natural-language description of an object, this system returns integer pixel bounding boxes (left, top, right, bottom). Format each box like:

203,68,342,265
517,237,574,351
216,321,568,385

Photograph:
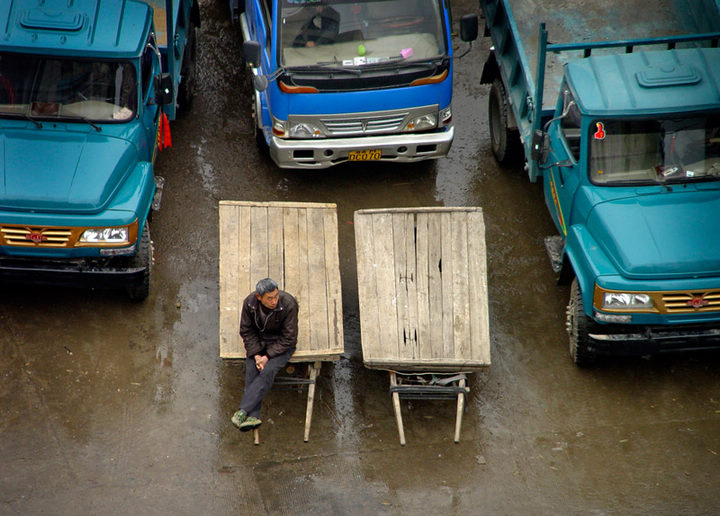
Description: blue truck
232,0,478,168
0,0,199,300
479,0,720,364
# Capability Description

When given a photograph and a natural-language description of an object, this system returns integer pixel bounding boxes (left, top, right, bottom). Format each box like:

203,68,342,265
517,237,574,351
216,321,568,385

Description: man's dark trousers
240,348,295,418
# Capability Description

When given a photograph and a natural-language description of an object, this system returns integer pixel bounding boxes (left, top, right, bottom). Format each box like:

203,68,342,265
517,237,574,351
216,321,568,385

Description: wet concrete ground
2,0,720,513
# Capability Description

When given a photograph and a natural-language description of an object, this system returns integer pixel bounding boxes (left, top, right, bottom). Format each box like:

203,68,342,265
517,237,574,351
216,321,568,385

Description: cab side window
141,34,157,101
560,88,581,162
261,0,272,47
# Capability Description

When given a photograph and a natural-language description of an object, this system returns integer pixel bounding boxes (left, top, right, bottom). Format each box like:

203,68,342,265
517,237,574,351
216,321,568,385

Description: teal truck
479,0,720,364
0,0,199,300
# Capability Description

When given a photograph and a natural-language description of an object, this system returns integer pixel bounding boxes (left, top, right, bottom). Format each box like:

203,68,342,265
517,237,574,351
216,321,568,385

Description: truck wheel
567,277,596,367
126,222,152,302
177,24,198,111
489,78,521,166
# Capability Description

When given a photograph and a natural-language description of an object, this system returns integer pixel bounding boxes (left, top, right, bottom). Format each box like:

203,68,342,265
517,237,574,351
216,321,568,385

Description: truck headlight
402,113,437,132
602,292,653,310
80,227,129,244
289,122,322,138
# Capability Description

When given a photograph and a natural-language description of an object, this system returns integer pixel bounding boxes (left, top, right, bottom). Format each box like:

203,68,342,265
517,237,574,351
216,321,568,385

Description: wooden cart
218,201,344,443
354,207,491,445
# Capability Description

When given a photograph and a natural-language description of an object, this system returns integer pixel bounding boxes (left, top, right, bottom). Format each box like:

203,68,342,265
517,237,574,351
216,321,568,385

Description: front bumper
269,127,454,169
587,322,720,356
0,256,146,290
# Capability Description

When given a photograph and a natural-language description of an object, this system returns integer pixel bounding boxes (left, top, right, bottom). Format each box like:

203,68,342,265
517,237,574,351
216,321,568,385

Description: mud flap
544,235,563,274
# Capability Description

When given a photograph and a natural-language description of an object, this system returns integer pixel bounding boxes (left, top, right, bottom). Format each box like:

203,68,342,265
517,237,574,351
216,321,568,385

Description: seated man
293,4,340,47
231,278,299,432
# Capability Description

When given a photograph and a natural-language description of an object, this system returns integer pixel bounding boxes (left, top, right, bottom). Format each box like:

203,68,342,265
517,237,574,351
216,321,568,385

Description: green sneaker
231,409,247,429
238,416,262,432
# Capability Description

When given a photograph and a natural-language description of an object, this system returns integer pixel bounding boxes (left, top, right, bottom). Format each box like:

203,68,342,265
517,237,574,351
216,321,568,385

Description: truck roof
0,0,152,58
567,47,720,116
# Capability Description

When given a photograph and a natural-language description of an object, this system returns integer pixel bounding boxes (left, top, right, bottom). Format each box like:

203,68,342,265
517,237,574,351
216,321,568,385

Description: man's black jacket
239,290,298,358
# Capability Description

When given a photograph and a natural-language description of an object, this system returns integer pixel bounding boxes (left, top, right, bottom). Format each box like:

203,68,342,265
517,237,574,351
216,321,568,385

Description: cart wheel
126,222,152,302
489,78,521,167
567,277,596,367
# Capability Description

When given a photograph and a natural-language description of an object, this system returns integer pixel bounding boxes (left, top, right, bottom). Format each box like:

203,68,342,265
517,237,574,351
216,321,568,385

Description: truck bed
146,0,169,46
500,0,719,110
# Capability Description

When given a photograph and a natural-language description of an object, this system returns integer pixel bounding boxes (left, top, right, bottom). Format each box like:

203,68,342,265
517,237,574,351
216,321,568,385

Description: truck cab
0,0,198,300
543,48,720,363
239,0,477,168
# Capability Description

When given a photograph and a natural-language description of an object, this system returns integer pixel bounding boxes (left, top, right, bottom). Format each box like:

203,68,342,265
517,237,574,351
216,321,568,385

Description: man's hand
254,354,269,371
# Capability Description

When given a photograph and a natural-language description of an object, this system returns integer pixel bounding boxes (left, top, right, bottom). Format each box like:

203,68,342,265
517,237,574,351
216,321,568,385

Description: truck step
544,235,564,274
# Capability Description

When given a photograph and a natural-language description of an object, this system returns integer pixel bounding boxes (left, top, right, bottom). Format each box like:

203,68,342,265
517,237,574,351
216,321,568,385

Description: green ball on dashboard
358,44,366,56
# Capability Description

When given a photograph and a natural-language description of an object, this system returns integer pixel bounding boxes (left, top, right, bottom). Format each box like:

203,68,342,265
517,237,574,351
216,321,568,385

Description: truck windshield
0,53,137,123
279,0,447,68
590,114,720,185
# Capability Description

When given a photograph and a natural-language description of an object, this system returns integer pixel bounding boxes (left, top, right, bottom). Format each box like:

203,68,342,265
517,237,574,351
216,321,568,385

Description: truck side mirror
531,129,549,163
460,14,478,42
155,73,174,105
243,41,262,68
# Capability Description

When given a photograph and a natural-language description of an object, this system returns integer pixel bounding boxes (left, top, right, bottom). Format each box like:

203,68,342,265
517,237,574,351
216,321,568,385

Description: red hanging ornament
158,112,172,151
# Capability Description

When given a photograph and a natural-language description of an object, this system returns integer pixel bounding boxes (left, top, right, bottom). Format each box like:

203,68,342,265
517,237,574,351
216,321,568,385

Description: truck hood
0,128,135,213
586,185,720,279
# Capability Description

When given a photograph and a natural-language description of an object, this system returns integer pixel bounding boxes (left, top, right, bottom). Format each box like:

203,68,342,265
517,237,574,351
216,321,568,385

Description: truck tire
177,23,198,111
489,78,521,167
567,277,596,367
126,222,152,302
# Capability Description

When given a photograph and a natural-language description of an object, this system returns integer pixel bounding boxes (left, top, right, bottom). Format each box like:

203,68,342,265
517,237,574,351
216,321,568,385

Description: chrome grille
321,113,408,136
662,291,720,313
1,225,72,247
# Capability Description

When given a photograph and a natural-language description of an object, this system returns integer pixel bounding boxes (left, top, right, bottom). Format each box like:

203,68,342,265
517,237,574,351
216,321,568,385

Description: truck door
140,34,162,163
544,89,583,237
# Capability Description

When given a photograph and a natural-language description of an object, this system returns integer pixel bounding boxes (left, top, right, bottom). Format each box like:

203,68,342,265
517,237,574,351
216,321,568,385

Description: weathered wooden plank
392,212,410,361
404,212,419,361
415,212,431,361
372,211,400,364
354,211,381,362
307,208,329,352
267,206,285,287
249,206,269,284
295,208,311,353
451,211,471,361
237,205,252,294
440,211,454,358
467,211,491,365
219,203,241,358
427,212,443,359
282,207,305,347
322,208,344,354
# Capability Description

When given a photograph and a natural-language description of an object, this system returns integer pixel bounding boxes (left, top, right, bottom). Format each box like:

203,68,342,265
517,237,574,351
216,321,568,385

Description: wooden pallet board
354,207,490,372
219,201,344,362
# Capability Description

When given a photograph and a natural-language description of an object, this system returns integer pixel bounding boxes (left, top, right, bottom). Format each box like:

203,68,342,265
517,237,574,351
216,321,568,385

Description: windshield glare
0,54,137,122
590,115,720,184
280,0,446,68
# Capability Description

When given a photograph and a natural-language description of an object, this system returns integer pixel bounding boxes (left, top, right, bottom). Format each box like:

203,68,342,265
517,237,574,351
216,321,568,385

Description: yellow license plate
348,149,382,161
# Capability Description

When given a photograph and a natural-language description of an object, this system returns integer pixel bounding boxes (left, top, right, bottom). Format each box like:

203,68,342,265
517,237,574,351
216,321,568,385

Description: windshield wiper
25,113,42,128
64,115,102,132
288,64,362,76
